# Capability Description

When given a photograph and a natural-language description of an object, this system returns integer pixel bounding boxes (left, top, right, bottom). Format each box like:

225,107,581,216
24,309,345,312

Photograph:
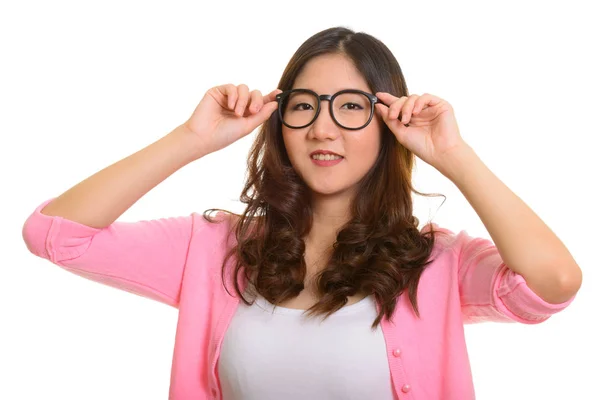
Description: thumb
375,103,389,119
244,101,279,131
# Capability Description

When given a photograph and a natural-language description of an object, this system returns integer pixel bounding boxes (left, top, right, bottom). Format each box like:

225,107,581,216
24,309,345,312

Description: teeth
311,154,342,161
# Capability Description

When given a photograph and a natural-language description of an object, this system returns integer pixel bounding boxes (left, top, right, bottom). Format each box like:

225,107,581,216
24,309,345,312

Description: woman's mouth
310,154,344,167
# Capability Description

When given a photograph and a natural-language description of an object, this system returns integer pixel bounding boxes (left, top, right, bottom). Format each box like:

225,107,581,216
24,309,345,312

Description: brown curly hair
203,26,448,329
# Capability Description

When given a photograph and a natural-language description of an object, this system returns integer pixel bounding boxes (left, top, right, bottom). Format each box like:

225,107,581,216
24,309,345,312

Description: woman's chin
307,182,352,198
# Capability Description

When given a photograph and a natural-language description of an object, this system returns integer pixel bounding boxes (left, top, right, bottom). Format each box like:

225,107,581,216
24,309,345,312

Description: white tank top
218,293,395,400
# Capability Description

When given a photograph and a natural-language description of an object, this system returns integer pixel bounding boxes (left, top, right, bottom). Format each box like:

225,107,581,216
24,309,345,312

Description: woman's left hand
375,92,467,169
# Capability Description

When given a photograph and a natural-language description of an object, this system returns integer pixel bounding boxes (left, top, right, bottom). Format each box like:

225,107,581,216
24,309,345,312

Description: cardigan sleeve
21,197,207,308
451,227,576,324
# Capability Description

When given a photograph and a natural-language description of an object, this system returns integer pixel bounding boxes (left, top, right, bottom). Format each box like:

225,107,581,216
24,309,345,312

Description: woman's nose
308,104,340,140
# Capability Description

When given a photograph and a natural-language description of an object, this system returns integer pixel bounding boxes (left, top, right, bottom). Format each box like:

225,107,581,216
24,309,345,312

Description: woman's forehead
293,54,369,92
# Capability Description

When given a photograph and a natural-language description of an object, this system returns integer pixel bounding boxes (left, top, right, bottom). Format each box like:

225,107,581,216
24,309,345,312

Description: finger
377,108,410,133
235,84,250,116
263,88,283,105
248,90,263,114
413,93,441,114
243,101,279,132
215,84,237,110
374,103,389,119
374,101,395,124
375,102,409,130
401,94,419,124
226,84,237,111
375,91,398,106
388,97,408,121
413,96,425,115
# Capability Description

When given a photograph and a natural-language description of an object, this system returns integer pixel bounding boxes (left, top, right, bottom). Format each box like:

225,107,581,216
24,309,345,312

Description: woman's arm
439,144,582,304
40,125,204,228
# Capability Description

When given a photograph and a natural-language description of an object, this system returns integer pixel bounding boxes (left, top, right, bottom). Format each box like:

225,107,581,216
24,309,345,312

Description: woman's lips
310,156,344,167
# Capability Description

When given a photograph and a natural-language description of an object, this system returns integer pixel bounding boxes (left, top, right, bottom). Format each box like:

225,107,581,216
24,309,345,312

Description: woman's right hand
182,84,282,156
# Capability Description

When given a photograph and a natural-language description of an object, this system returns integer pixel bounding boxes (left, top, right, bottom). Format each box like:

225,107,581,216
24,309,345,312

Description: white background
2,0,599,399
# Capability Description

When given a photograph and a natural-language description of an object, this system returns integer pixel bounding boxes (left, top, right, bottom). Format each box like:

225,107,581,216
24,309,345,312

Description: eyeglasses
275,88,383,130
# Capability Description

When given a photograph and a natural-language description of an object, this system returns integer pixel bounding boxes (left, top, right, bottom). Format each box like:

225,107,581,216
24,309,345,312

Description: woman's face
282,53,382,201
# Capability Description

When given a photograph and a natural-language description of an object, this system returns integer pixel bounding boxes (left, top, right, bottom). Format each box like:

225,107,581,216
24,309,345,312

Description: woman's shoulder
419,222,463,255
192,210,263,241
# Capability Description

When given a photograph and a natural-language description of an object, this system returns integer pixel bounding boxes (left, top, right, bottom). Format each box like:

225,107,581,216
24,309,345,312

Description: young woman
22,27,582,399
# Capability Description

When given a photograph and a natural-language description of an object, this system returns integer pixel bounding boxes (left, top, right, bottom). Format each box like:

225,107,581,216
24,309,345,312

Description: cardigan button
392,348,402,357
401,384,411,393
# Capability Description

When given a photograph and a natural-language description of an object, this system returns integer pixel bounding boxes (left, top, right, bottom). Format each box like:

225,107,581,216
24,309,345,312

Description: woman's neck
303,188,355,257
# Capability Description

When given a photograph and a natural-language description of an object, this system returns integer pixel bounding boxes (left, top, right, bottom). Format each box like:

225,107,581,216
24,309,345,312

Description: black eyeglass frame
275,88,383,131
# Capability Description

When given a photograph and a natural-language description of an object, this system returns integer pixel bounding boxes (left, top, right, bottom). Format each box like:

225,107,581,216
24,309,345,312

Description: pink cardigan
22,198,575,399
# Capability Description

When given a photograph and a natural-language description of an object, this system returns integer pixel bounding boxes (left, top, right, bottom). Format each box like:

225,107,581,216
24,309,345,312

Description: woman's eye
292,103,313,111
342,103,363,110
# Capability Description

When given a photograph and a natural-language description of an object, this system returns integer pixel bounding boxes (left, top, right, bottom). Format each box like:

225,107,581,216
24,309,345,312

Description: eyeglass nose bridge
317,94,334,102
311,94,336,127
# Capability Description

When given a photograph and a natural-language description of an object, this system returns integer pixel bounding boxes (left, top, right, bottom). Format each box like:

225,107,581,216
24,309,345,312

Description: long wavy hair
204,26,447,329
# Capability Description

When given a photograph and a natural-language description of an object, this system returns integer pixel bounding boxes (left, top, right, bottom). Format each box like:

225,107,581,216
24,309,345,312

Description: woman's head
280,53,383,205
205,27,445,328
270,27,413,214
